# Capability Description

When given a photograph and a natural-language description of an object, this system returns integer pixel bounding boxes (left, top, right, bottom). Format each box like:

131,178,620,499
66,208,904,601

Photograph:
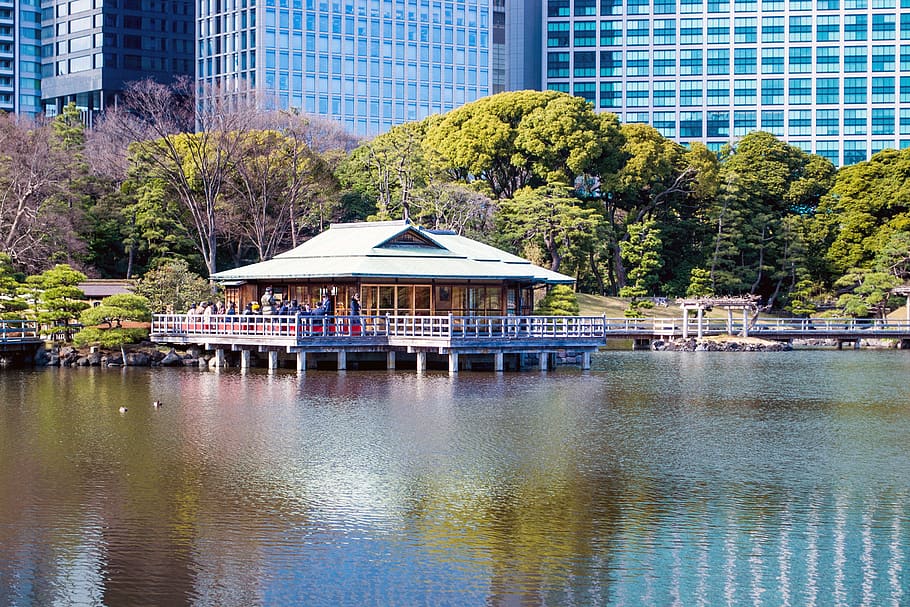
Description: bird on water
118,406,128,413
152,400,162,408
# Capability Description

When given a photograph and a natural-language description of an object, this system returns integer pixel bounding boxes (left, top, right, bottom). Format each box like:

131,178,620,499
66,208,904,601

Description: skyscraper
0,0,42,115
197,0,512,137
545,0,909,166
39,0,194,123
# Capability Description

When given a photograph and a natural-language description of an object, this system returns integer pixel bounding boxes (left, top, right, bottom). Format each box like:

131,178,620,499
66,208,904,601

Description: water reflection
0,351,908,606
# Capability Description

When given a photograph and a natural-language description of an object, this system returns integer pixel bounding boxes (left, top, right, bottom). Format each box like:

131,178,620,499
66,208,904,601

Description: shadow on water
0,352,908,606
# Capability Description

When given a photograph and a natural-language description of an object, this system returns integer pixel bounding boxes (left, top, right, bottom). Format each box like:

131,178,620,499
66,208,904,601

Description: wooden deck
0,320,44,362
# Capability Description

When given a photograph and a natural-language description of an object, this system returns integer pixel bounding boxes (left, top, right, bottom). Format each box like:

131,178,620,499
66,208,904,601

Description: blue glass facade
198,0,494,136
0,0,42,114
545,0,910,165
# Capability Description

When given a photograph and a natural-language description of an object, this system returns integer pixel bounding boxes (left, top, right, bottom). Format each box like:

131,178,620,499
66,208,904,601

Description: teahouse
211,220,575,316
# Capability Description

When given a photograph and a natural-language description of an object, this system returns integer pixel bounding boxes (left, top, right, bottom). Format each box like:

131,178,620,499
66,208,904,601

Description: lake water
0,350,908,606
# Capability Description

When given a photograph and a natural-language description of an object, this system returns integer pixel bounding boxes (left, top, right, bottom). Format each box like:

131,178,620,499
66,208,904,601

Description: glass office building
197,0,497,137
0,0,42,115
545,0,910,165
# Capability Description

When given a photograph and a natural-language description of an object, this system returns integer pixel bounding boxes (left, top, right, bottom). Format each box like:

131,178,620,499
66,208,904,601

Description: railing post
448,313,454,338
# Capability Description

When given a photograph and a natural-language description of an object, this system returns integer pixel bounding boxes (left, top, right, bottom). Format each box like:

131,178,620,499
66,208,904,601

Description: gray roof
211,220,574,285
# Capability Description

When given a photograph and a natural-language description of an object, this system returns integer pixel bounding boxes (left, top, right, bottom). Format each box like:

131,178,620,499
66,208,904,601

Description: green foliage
835,269,899,318
619,220,663,316
25,265,89,327
686,267,714,298
134,259,212,313
73,327,149,348
785,276,820,317
80,293,151,328
0,253,28,319
535,284,579,316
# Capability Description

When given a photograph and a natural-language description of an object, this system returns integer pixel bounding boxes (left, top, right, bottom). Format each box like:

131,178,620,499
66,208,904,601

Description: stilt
742,309,749,337
539,351,548,371
494,351,504,372
267,350,278,371
696,307,704,338
296,351,306,373
416,351,427,373
337,350,347,370
448,351,458,375
214,348,225,368
581,351,591,370
240,350,251,369
682,308,689,339
387,351,396,370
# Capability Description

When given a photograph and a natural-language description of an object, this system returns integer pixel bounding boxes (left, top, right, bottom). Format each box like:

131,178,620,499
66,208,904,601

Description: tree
25,264,89,337
134,258,212,313
496,183,601,273
619,219,663,316
76,293,152,362
535,284,579,316
686,267,714,297
0,253,27,318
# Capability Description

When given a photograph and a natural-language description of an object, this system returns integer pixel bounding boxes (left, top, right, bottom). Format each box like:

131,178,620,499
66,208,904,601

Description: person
226,301,236,316
261,287,276,315
277,301,289,316
350,292,362,327
288,299,300,315
243,302,254,315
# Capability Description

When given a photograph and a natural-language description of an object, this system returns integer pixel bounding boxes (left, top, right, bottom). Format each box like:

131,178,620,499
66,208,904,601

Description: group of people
186,301,235,317
184,288,361,323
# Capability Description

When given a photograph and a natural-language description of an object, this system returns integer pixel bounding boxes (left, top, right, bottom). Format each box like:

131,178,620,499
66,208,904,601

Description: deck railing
0,319,40,342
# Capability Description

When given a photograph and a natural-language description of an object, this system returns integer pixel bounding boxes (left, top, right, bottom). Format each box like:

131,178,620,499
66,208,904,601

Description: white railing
0,319,40,342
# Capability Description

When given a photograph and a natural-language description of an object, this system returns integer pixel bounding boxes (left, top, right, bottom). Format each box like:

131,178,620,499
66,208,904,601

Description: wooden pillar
539,351,548,371
416,351,427,373
494,351,504,372
214,348,225,368
581,351,591,370
296,351,306,373
727,309,733,334
267,350,278,371
682,308,689,339
240,349,251,369
387,351,396,370
696,307,704,338
742,309,749,337
337,350,347,370
448,351,458,375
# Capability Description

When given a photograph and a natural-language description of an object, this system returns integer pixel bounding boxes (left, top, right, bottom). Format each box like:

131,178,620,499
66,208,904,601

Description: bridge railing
0,319,40,342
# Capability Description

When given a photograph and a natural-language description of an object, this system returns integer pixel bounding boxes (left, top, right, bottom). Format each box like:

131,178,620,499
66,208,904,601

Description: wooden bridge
150,313,910,372
0,320,44,365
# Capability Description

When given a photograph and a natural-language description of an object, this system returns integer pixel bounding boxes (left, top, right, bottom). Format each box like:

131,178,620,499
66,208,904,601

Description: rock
126,352,150,366
33,348,49,366
160,349,183,366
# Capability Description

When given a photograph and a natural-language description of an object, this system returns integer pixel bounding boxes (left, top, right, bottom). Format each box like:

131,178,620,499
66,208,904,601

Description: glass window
734,78,757,104
789,77,812,104
844,77,868,103
600,81,622,107
707,0,730,10
817,47,840,73
707,80,730,104
735,17,757,43
548,0,570,16
844,110,867,135
653,112,677,137
626,81,649,106
547,52,570,77
601,0,622,14
901,45,910,70
817,15,839,41
574,51,596,77
574,0,596,15
817,109,840,135
789,0,811,8
734,48,756,74
900,108,910,134
654,50,676,76
626,20,649,45
627,0,648,13
789,16,812,42
845,46,868,72
654,0,677,13
845,15,868,41
626,112,650,123
789,110,812,135
872,108,895,134
707,18,729,44
680,18,703,44
871,140,894,155
681,49,703,75
733,110,757,135
574,21,596,46
872,76,895,102
547,22,570,47
680,80,702,105
902,13,910,40
708,48,730,74
789,47,811,73
872,14,895,40
762,16,784,42
844,140,867,165
762,0,784,9
816,77,840,104
601,50,622,76
627,50,650,76
601,21,622,45
762,47,784,73
901,75,910,101
817,0,839,8
654,81,677,106
762,78,784,104
872,45,895,71
574,81,596,103
761,110,784,135
654,19,676,45
680,0,703,12
707,111,730,137
680,111,703,137
816,141,839,166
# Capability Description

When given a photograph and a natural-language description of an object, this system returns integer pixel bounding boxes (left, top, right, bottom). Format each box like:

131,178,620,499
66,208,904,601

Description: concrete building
545,0,910,165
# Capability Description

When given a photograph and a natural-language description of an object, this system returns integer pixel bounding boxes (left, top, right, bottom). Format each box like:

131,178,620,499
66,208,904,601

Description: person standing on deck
261,287,276,315
350,292,362,327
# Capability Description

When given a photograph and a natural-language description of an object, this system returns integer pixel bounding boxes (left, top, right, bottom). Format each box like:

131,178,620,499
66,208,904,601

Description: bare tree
106,77,257,277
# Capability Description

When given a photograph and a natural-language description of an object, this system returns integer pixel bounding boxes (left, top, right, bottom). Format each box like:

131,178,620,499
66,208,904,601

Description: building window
574,51,596,77
789,47,811,73
574,0,597,15
902,13,910,40
653,112,677,137
789,16,812,42
845,15,868,41
681,49,703,75
762,78,784,104
626,81,650,106
761,109,784,135
547,52,570,78
789,78,812,104
654,50,676,76
707,111,730,137
707,80,730,104
900,45,910,70
600,81,622,107
547,22,570,47
734,78,757,104
762,16,784,43
816,141,839,165
654,81,677,106
654,19,677,45
680,111,703,137
548,0,570,16
817,15,839,42
844,109,868,134
734,48,757,74
574,21,596,46
872,108,895,134
733,110,757,135
574,81,596,103
762,47,784,73
707,18,730,44
817,0,839,8
762,0,785,9
601,0,622,14
680,18,703,44
707,0,730,11
845,77,868,103
872,45,895,72
601,50,622,76
789,0,811,9
708,48,730,74
817,47,840,73
901,76,910,102
627,51,650,76
789,109,812,135
872,14,896,40
626,112,650,123
845,46,868,72
816,78,840,104
872,76,895,102
817,109,840,135
844,140,867,165
627,0,649,13
654,0,677,13
680,80,702,105
681,0,703,12
900,108,910,134
735,17,757,43
601,21,622,45
626,20,650,45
